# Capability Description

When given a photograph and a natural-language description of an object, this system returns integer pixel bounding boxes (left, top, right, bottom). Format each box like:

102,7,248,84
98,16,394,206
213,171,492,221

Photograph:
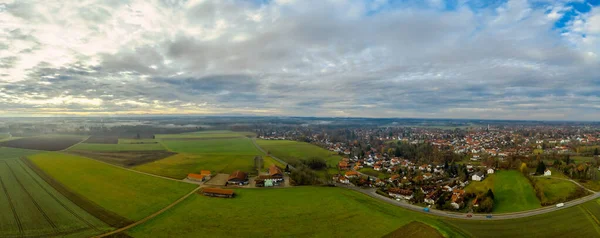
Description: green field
118,139,159,144
256,140,342,167
0,147,110,237
127,187,462,237
572,156,595,163
127,186,600,237
359,168,389,179
68,143,166,151
134,138,263,178
466,170,541,213
533,177,581,205
29,152,197,221
155,130,255,139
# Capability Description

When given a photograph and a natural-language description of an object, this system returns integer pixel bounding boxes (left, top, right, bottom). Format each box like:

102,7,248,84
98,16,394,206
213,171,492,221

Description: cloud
0,0,599,120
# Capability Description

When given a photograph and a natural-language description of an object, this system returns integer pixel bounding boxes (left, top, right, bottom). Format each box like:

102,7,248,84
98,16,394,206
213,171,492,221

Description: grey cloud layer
0,0,599,119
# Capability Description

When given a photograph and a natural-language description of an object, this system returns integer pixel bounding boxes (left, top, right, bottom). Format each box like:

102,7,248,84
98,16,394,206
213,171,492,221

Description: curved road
251,138,600,220
337,184,600,220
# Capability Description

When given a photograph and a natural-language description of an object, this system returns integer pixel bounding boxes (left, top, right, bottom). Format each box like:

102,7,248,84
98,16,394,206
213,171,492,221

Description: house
338,161,350,170
472,172,485,181
487,168,494,174
472,198,479,207
388,188,413,200
374,165,382,171
424,191,439,205
544,169,552,176
228,170,249,185
423,173,433,180
202,188,234,198
187,173,208,182
269,165,284,181
345,171,359,178
389,174,400,183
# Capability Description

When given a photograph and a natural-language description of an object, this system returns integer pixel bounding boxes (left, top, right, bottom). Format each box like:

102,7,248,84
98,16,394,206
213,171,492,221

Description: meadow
134,138,264,178
68,142,166,151
466,170,541,213
533,177,581,205
359,168,389,179
126,187,464,237
126,186,600,238
256,140,342,167
29,152,197,221
0,134,86,151
0,147,110,237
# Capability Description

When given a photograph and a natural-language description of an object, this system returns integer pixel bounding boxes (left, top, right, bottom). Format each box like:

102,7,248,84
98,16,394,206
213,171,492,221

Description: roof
188,173,206,180
203,187,234,195
228,170,248,181
269,165,283,176
200,170,211,175
345,171,359,176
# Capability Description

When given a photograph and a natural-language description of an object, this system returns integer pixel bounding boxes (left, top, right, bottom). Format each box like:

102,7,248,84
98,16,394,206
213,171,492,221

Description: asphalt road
338,184,600,220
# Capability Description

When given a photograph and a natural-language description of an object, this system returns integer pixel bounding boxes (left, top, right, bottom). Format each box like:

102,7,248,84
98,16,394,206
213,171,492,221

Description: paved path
251,138,294,170
337,184,600,220
92,186,201,237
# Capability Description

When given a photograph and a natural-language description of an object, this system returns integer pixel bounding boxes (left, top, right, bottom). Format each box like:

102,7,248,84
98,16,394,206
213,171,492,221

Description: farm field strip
0,135,87,151
68,143,166,152
0,157,109,237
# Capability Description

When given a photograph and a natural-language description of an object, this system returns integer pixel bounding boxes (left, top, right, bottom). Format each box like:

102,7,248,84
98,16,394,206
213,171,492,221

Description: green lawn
572,156,595,163
0,148,110,237
127,187,462,237
256,140,342,167
134,138,263,179
155,130,255,139
29,152,197,221
533,177,580,205
466,170,541,213
127,186,600,238
359,168,389,179
68,143,166,151
118,139,159,144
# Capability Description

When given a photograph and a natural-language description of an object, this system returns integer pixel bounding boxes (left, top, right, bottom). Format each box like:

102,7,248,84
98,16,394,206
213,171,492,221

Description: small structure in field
487,168,494,174
544,169,552,176
472,172,485,181
187,170,212,182
228,170,249,185
202,187,234,198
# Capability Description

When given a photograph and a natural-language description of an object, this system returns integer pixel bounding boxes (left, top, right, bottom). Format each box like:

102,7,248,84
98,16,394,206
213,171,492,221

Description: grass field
127,185,600,238
359,168,389,179
68,143,166,151
256,140,342,168
127,187,463,237
155,130,255,139
466,170,541,213
0,134,87,151
68,150,176,167
29,152,197,221
119,139,159,144
134,138,263,178
0,147,110,237
383,221,444,238
572,156,596,163
533,177,581,205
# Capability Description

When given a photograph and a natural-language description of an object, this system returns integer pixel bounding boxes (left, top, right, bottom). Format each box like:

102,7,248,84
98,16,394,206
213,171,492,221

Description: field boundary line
93,186,201,238
251,138,295,170
61,136,91,152
0,176,24,237
16,158,100,232
579,206,600,235
5,161,58,231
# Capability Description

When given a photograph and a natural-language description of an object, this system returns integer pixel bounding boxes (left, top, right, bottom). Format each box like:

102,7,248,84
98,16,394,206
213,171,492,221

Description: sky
0,0,599,120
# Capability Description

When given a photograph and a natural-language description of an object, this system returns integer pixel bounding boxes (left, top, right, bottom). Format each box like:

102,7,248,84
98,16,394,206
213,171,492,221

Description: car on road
556,203,565,208
466,214,473,218
423,207,430,212
486,214,493,219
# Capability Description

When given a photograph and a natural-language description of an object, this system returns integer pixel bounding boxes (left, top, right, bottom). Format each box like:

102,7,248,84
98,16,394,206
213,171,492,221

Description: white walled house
544,169,552,176
472,173,485,181
487,168,494,174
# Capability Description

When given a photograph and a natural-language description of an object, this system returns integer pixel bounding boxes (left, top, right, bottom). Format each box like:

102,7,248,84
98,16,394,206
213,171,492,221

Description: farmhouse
228,170,249,185
487,168,494,174
472,172,485,181
187,173,208,182
269,165,284,181
544,169,552,176
202,187,234,198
